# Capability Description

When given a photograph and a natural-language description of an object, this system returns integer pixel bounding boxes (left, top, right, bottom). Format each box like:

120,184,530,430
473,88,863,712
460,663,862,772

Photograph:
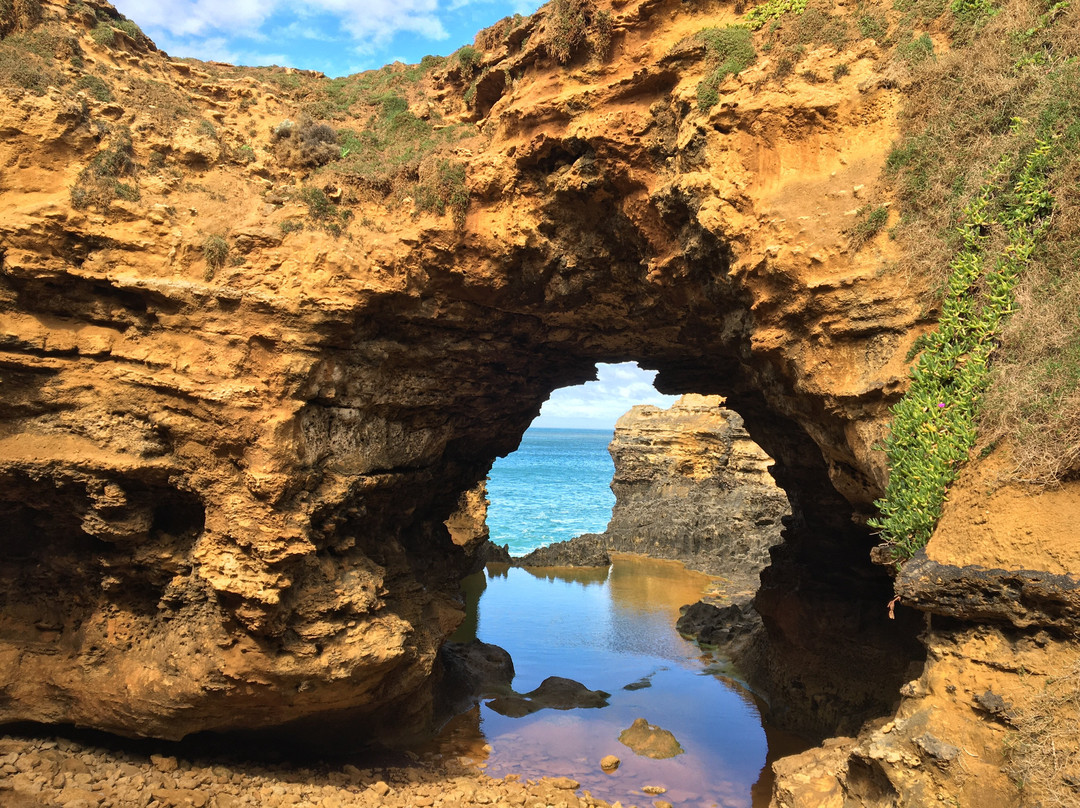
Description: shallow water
438,556,808,807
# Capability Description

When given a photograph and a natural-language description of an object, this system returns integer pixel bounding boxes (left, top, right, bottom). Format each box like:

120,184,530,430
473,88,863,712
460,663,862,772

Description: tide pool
444,427,807,806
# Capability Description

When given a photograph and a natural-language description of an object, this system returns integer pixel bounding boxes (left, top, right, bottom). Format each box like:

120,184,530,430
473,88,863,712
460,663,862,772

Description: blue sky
111,0,546,78
532,363,680,430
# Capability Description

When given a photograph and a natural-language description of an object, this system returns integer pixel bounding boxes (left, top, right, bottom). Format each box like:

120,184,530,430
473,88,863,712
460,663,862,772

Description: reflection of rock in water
618,718,684,759
485,676,610,717
518,564,610,587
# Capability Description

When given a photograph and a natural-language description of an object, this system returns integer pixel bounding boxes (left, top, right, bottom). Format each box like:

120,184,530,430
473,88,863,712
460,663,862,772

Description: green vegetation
871,142,1054,558
744,0,808,30
300,187,352,237
857,12,889,39
850,204,890,249
881,0,1080,496
895,32,935,63
76,73,111,101
332,94,470,189
456,45,481,74
89,16,145,48
70,127,140,210
545,0,613,64
694,26,756,109
414,159,470,226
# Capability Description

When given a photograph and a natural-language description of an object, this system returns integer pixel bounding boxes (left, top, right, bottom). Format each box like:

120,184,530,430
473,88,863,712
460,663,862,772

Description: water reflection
435,555,810,807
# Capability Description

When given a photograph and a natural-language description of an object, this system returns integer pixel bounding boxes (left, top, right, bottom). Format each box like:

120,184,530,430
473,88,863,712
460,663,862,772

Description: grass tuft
694,26,756,110
1005,662,1080,807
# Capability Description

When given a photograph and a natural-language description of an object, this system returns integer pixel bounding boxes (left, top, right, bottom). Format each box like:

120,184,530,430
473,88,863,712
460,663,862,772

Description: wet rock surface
512,535,611,568
436,640,516,718
617,719,684,760
485,676,611,718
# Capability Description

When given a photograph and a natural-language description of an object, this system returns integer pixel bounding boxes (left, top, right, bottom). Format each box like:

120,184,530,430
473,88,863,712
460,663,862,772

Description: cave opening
484,361,678,557
436,343,927,782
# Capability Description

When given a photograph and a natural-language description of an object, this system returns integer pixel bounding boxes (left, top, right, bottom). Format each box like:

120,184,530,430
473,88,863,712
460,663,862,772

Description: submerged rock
600,754,621,771
676,600,761,655
485,676,610,717
618,718,684,759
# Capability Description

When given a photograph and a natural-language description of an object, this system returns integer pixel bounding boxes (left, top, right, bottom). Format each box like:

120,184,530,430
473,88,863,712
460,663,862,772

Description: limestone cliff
602,394,788,588
0,0,926,745
0,2,1077,806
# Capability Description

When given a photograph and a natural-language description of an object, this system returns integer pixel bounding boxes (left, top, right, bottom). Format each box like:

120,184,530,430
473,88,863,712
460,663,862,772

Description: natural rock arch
0,0,927,746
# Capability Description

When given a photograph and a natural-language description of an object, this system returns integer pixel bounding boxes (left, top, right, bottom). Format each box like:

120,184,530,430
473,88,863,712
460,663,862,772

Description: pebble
599,755,620,772
0,733,620,808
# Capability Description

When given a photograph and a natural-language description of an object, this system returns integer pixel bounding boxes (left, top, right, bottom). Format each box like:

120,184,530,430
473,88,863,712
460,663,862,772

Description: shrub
299,186,351,236
70,127,140,210
694,26,756,109
546,0,613,64
89,22,114,46
414,158,469,226
857,13,889,40
202,235,229,279
457,45,480,74
271,116,340,168
832,62,851,81
76,73,111,101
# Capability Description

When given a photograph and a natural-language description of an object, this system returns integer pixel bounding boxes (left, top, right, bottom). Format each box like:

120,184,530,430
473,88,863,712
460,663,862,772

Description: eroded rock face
603,394,789,587
0,0,1029,765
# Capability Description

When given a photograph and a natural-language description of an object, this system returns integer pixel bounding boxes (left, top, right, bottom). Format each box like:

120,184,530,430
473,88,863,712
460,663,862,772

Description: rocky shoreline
0,732,620,808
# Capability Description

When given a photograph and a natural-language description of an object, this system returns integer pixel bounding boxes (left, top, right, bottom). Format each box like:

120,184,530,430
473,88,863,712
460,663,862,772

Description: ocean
486,428,616,555
440,427,806,807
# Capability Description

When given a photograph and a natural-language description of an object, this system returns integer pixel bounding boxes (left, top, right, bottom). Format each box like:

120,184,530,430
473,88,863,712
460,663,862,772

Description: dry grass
1006,662,1080,806
884,0,1080,484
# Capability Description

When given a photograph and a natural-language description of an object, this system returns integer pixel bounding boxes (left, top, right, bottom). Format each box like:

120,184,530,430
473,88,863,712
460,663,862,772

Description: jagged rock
675,600,761,653
617,718,684,759
512,534,611,568
600,395,790,586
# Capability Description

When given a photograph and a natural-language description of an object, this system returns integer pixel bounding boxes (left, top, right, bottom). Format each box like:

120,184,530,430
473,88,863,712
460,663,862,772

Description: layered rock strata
0,4,1074,805
514,393,789,595
0,0,924,744
603,394,789,587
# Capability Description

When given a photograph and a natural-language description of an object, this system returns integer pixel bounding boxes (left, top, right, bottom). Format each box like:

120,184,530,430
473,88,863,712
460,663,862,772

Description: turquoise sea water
440,428,807,807
486,428,616,556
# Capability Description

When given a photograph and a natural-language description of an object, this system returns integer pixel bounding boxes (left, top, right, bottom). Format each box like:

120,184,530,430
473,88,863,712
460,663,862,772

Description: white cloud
114,0,448,52
534,363,680,428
